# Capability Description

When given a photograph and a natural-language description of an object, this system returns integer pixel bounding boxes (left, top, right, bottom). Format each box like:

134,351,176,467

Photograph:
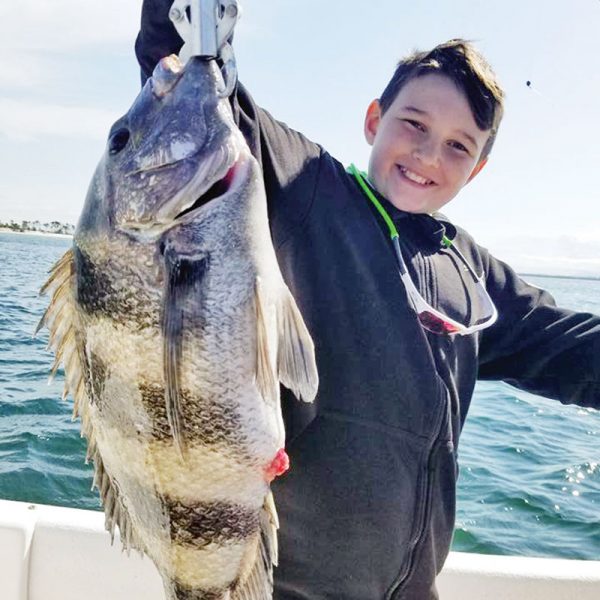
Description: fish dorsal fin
37,248,84,415
40,249,143,556
231,492,279,600
162,246,209,455
254,277,278,406
276,289,318,403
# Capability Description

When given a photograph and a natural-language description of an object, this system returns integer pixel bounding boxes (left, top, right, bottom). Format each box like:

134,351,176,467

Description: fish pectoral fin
254,277,278,405
231,492,278,600
276,288,319,403
162,246,209,454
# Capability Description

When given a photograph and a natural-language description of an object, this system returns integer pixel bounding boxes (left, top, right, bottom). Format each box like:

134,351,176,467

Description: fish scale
39,55,318,600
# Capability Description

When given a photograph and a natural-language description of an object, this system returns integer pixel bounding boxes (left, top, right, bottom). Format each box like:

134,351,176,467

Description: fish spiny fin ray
35,276,72,337
231,493,279,600
39,248,74,296
162,246,209,455
276,288,319,403
254,277,278,405
38,248,87,403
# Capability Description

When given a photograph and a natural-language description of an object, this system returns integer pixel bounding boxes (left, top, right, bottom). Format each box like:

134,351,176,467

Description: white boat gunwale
1,499,599,600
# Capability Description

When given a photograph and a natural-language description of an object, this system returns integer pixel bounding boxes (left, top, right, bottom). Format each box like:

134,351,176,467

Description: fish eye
108,128,130,155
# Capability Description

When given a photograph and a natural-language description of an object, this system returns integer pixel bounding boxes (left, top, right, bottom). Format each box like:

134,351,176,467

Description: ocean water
1,231,599,559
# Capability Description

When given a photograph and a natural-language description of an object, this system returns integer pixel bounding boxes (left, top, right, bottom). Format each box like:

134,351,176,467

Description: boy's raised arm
136,0,185,85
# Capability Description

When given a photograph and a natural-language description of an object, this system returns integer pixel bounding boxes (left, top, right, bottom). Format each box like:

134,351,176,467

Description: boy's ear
364,100,382,145
466,157,488,183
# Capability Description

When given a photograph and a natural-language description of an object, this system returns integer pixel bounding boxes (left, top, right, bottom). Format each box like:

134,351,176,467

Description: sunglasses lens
418,311,462,335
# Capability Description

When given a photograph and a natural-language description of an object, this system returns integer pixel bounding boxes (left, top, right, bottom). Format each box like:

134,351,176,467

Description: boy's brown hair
379,39,505,161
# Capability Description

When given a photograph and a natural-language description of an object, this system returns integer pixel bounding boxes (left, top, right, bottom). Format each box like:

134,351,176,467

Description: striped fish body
39,56,318,600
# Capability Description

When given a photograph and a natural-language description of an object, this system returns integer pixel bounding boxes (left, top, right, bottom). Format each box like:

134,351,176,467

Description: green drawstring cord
347,163,453,249
347,163,399,241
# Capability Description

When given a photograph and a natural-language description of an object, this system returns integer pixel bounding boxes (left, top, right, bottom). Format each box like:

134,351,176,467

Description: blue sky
1,1,599,276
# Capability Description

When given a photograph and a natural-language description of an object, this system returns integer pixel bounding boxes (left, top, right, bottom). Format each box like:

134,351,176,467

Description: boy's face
364,73,490,214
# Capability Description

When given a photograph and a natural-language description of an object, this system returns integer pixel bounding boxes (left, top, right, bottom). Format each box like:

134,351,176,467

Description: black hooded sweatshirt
135,3,600,597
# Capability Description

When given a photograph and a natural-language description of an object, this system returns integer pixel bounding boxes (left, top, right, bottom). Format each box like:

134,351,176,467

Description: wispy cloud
0,1,140,52
0,98,119,142
1,53,54,90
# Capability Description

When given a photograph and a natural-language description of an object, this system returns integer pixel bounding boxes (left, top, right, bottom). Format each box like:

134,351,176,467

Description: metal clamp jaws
169,0,241,96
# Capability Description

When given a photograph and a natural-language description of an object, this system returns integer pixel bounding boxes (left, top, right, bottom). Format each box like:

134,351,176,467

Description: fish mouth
171,164,235,220
156,141,244,223
120,141,247,238
171,151,244,222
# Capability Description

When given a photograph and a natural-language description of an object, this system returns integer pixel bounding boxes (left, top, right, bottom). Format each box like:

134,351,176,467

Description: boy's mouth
397,165,436,187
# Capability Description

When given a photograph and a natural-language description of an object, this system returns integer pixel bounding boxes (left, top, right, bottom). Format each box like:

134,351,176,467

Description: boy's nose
411,139,440,168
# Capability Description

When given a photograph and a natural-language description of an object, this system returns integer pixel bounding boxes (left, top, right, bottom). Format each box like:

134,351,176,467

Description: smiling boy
365,73,492,214
361,38,502,219
135,3,600,599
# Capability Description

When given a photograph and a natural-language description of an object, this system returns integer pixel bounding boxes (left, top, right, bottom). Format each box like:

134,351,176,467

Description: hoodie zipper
385,387,449,599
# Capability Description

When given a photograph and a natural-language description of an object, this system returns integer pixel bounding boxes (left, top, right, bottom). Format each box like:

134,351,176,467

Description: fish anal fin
92,451,143,554
231,492,278,600
276,289,318,403
254,277,278,406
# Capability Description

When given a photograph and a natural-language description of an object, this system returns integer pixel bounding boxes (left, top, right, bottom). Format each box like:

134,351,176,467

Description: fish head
77,55,246,241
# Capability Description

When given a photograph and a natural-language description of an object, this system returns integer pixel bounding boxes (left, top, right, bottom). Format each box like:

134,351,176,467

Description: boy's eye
404,119,425,132
448,140,469,154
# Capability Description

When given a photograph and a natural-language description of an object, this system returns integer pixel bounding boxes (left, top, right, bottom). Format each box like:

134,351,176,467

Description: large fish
38,54,318,600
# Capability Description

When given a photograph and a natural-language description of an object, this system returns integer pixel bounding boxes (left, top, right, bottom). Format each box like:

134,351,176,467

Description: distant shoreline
0,228,72,240
521,272,600,282
0,229,596,281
